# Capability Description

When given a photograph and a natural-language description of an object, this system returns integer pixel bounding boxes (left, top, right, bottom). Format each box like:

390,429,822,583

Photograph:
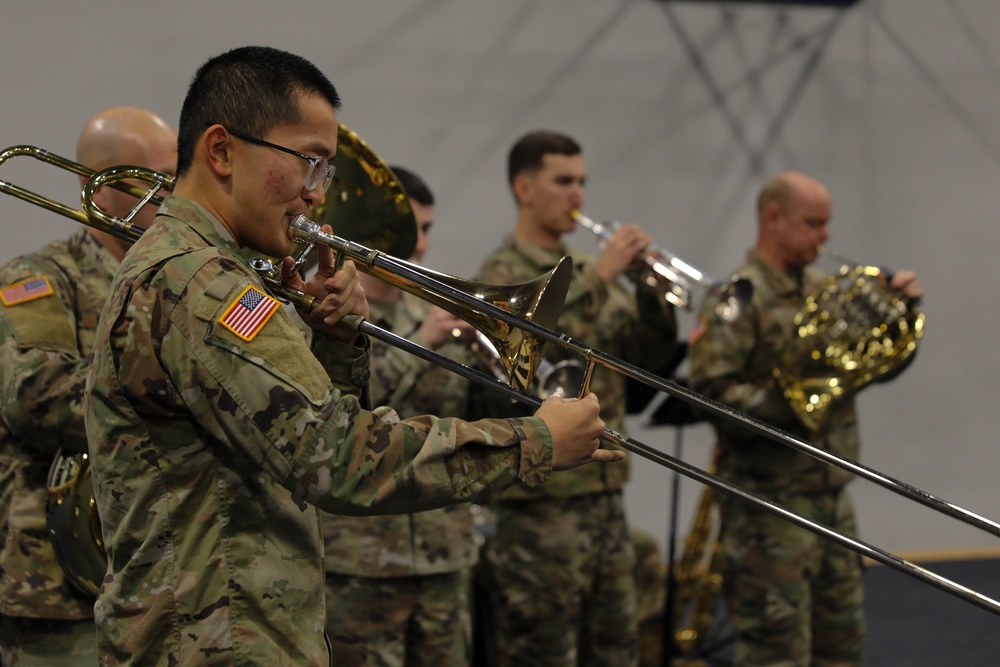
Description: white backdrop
2,0,999,563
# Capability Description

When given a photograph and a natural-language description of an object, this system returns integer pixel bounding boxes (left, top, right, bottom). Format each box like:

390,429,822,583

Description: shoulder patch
218,285,280,342
1,275,54,307
687,315,708,347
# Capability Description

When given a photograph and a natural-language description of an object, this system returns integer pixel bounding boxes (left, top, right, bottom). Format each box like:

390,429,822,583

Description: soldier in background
474,130,678,667
0,107,177,665
688,171,922,666
323,166,481,667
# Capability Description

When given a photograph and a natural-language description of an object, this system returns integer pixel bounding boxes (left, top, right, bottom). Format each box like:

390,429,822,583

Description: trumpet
572,210,753,323
3,138,1000,617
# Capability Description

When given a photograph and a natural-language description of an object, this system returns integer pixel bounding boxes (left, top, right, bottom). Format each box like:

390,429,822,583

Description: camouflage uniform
475,235,677,667
0,229,112,665
323,291,478,667
689,250,873,667
85,196,557,667
630,530,666,667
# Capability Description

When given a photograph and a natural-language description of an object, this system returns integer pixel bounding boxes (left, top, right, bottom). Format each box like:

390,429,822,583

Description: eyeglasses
225,128,336,193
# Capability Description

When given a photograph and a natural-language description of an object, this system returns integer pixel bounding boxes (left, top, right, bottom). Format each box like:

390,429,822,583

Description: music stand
648,375,735,665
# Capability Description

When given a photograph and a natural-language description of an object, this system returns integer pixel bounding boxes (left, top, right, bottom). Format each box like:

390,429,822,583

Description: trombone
3,138,1000,617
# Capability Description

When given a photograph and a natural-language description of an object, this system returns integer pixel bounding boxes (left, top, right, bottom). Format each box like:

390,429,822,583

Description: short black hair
389,165,434,206
177,46,341,176
507,130,581,187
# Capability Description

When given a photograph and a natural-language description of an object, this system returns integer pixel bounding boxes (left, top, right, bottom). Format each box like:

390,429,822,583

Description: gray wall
2,0,999,559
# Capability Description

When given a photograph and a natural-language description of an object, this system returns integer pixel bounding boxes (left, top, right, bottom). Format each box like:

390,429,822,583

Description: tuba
773,247,925,433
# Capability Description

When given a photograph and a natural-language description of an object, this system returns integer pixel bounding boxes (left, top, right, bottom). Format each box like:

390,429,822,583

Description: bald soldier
689,171,922,667
0,107,177,665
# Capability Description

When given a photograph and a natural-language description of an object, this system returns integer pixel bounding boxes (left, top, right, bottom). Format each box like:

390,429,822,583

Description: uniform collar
503,234,590,271
71,228,121,280
746,249,808,297
155,195,245,259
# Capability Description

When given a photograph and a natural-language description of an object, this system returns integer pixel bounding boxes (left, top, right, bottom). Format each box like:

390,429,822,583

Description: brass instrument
572,210,752,323
672,479,724,656
774,246,925,433
45,452,105,597
1,127,571,597
4,137,1000,618
466,330,585,400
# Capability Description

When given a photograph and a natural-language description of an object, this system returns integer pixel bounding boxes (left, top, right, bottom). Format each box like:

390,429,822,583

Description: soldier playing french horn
689,171,923,667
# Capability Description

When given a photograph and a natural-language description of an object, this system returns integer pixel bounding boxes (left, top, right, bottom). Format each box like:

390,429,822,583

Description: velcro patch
0,275,54,307
218,285,280,342
687,315,708,347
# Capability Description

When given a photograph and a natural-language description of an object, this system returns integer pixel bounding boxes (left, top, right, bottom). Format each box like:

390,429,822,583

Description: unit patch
218,285,280,342
0,275,55,307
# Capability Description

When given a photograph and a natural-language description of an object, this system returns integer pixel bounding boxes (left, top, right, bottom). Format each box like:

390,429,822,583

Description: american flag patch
218,285,280,342
0,275,54,307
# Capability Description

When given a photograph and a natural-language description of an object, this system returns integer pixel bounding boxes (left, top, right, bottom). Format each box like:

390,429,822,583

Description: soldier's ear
202,125,234,179
761,201,783,229
512,174,533,207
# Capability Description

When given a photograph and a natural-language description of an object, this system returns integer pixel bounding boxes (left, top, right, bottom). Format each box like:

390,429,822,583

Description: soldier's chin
249,238,292,262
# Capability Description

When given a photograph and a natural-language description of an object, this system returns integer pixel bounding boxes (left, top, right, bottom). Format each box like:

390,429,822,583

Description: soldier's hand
535,392,621,471
890,269,922,303
284,257,369,344
595,223,653,283
419,307,476,350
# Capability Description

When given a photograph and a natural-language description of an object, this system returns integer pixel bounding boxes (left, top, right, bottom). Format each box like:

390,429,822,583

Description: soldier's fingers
589,448,625,463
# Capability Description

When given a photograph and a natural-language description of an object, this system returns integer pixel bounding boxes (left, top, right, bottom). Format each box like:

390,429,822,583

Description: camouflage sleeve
312,330,371,397
561,265,612,326
367,330,429,409
688,297,798,436
0,264,89,455
164,260,554,516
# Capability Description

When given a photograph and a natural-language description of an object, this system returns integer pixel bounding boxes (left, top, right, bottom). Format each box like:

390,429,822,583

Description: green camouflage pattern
85,196,556,667
482,492,638,667
323,292,477,578
630,529,666,667
475,234,678,498
325,571,470,667
0,228,116,624
323,291,478,664
689,250,868,666
689,251,859,494
0,615,99,666
718,488,864,667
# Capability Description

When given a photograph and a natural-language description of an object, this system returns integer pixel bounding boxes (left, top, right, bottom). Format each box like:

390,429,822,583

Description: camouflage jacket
689,251,862,495
85,196,555,666
323,291,477,577
475,234,677,499
0,228,115,620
